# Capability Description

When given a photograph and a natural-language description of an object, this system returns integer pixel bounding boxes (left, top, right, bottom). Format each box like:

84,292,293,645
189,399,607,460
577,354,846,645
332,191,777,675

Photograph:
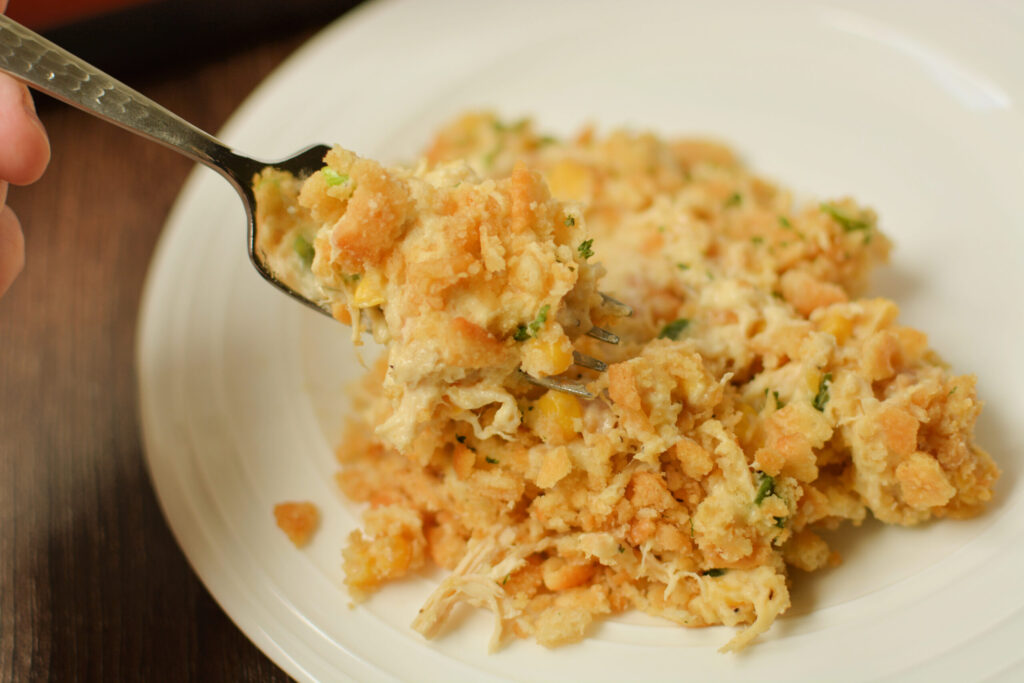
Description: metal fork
0,15,628,398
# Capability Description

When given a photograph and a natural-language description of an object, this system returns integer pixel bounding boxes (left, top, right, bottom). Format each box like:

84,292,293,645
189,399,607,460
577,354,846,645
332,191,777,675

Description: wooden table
0,25,333,682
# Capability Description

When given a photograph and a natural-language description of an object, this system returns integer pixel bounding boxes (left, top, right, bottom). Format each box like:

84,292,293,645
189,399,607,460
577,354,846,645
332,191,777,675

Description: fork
0,15,628,398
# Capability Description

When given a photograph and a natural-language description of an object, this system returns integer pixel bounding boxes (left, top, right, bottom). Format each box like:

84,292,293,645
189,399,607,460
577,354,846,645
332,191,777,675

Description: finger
0,204,25,298
0,75,50,185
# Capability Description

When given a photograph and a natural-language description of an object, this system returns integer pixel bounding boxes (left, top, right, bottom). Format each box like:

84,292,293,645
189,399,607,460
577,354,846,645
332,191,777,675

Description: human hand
0,0,51,298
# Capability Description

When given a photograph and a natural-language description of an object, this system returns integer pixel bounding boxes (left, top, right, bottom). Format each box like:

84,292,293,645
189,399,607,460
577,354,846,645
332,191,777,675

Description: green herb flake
293,235,315,269
565,215,576,227
531,305,550,335
812,372,833,412
455,435,467,444
617,545,625,554
778,215,792,229
724,192,742,208
949,386,958,396
773,390,784,410
751,236,764,245
689,518,695,538
321,168,349,186
774,517,787,528
502,574,510,585
483,145,502,168
485,456,499,464
578,238,594,259
658,318,690,341
515,305,551,341
658,225,666,234
701,568,727,577
677,262,690,271
820,203,871,233
537,135,558,146
754,472,775,505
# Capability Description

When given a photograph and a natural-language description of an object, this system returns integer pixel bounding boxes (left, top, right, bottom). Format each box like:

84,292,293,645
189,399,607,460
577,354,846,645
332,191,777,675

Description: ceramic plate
138,1,1024,680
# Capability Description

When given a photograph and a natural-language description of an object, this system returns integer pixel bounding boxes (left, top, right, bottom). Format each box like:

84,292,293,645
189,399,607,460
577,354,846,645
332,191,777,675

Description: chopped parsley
820,203,871,233
293,235,315,269
778,215,792,229
772,390,783,410
578,238,594,259
321,168,348,186
774,517,787,528
724,192,742,208
537,135,558,146
565,215,576,227
485,456,499,464
812,372,833,412
502,573,510,585
483,144,502,168
751,235,764,245
455,435,467,444
949,386,958,396
701,568,727,577
677,262,690,271
658,225,667,233
754,472,775,505
657,318,690,341
617,545,625,554
514,304,550,341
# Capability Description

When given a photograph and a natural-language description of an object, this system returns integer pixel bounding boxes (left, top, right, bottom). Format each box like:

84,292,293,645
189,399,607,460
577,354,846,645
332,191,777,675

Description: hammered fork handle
0,14,260,190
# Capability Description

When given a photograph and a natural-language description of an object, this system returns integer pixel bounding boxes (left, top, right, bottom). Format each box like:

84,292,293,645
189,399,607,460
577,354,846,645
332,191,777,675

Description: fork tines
520,291,631,399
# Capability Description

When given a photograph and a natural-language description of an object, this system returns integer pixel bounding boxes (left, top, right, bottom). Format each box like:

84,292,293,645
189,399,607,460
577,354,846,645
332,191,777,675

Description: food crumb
274,501,319,547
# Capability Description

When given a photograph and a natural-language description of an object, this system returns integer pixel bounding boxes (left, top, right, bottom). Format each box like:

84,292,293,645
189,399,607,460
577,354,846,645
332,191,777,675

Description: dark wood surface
0,27,330,683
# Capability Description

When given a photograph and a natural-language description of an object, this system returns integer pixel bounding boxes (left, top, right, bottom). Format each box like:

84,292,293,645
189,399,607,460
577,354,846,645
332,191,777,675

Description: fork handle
0,15,259,188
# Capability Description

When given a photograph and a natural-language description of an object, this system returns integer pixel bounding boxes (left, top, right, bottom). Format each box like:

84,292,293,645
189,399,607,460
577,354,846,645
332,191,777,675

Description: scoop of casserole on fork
254,146,626,450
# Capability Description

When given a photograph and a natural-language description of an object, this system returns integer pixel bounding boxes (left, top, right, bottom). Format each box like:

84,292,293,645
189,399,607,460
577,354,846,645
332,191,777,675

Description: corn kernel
524,336,574,376
819,312,853,345
546,159,593,201
803,369,822,395
533,390,582,444
353,274,385,307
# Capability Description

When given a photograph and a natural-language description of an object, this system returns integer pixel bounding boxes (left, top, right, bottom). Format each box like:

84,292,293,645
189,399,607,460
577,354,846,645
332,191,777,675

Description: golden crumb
273,501,319,548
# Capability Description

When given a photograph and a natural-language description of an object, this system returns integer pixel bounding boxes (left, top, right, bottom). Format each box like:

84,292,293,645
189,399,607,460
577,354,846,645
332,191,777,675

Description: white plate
137,1,1024,680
